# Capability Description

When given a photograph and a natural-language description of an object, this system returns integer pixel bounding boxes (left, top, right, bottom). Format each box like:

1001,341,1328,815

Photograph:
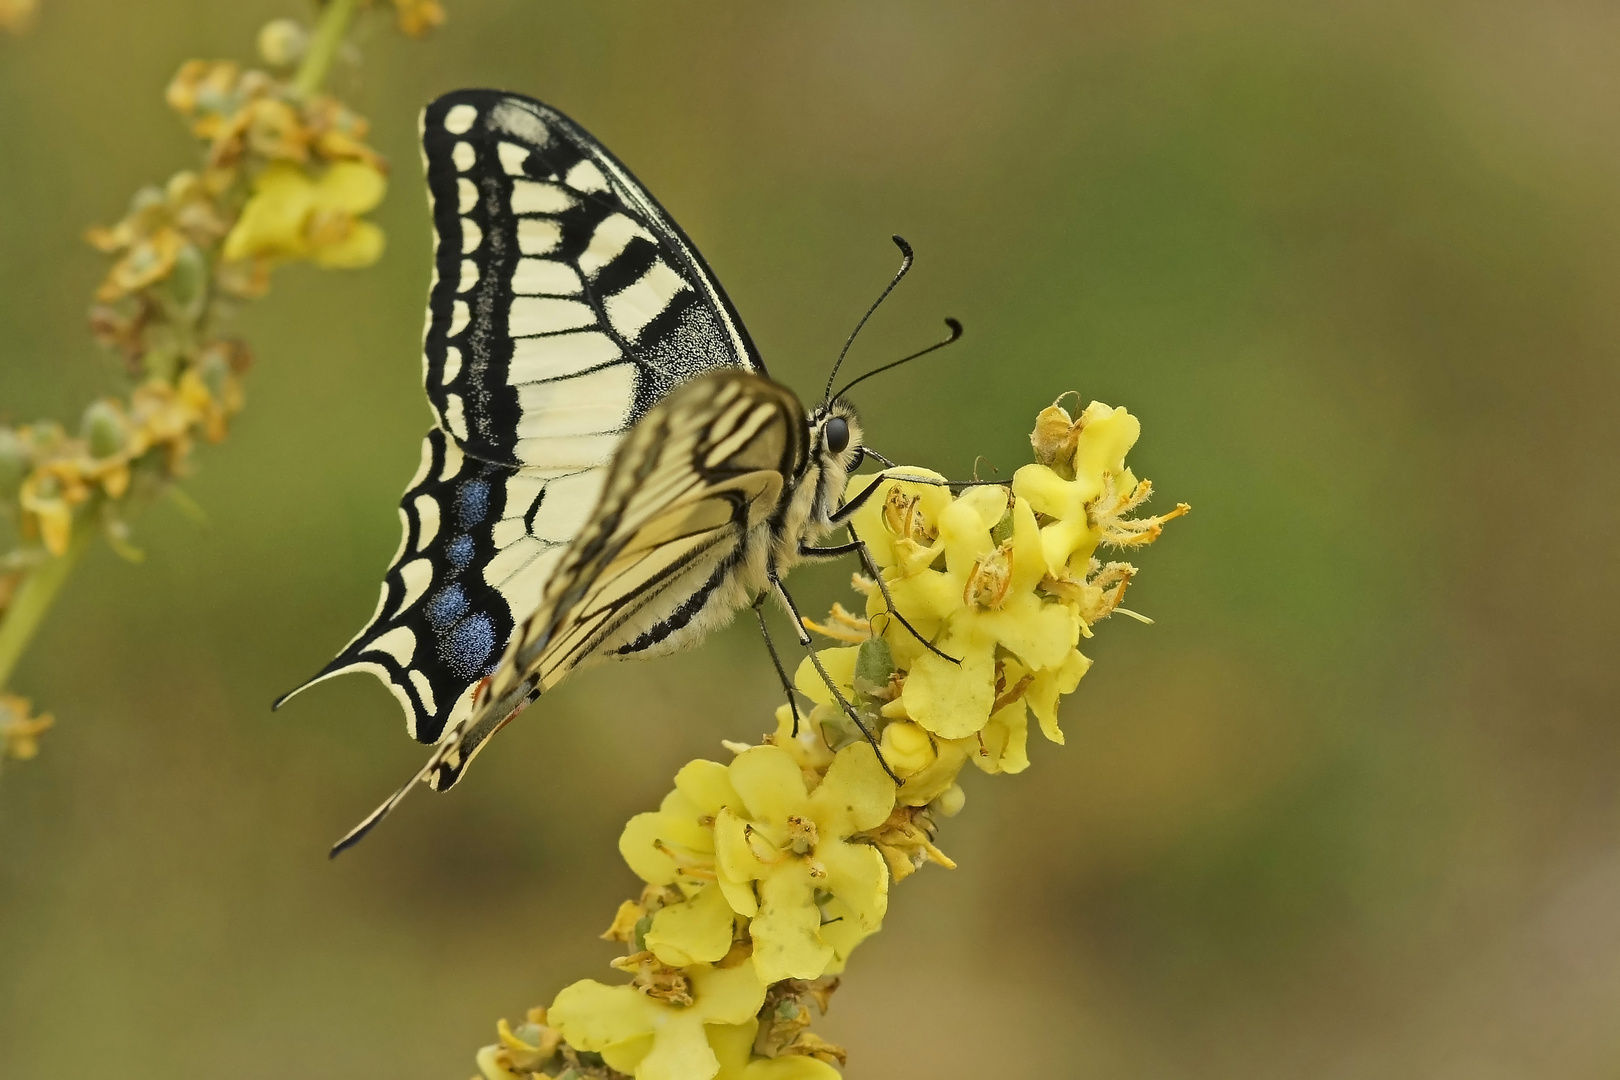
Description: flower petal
647,883,736,967
750,864,833,984
809,741,894,834
548,979,653,1052
901,633,995,739
728,745,809,824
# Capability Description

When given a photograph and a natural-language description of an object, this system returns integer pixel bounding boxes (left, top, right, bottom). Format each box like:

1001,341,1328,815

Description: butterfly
276,90,964,855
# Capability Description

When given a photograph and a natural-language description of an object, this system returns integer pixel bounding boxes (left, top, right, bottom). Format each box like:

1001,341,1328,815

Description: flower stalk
472,399,1188,1080
0,2,448,767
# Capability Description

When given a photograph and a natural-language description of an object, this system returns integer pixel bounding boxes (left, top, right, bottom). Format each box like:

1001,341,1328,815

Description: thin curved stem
293,0,361,99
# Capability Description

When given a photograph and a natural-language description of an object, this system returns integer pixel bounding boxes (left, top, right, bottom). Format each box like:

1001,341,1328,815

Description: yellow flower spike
549,962,767,1080
707,1020,842,1080
899,486,1082,741
717,744,893,984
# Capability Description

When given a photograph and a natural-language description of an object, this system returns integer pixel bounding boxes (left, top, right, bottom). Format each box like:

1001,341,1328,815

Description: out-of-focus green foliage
2,3,1618,1078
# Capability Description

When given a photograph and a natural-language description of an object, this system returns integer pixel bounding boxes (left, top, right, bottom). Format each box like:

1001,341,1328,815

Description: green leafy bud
167,243,210,324
852,635,894,699
80,401,127,459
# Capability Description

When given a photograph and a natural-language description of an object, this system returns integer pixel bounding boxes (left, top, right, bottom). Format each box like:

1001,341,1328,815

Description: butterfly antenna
823,235,914,404
833,317,963,401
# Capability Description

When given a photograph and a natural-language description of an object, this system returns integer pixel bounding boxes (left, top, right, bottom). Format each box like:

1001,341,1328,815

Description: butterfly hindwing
419,371,806,794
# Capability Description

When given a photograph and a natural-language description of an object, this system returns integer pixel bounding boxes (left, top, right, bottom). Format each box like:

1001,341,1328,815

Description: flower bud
256,18,309,68
167,243,209,323
932,783,966,818
80,401,128,459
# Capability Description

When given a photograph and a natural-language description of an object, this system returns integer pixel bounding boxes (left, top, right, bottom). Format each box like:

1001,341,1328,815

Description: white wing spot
394,557,434,615
491,517,528,549
408,670,438,715
444,393,469,440
461,218,483,253
458,258,480,293
510,258,582,296
564,160,610,194
509,297,595,337
413,493,441,551
605,259,691,341
492,102,549,145
498,141,530,177
508,331,622,385
516,363,636,439
457,177,477,214
510,180,576,215
452,141,476,171
517,218,562,255
441,345,463,385
578,213,654,278
448,300,470,337
443,103,478,135
366,625,417,666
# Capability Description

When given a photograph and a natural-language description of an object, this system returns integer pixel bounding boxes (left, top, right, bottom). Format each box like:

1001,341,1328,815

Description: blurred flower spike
0,2,448,761
472,401,1186,1079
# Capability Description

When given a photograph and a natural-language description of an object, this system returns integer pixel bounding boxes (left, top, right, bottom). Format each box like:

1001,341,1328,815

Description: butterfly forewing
282,90,763,744
420,90,763,467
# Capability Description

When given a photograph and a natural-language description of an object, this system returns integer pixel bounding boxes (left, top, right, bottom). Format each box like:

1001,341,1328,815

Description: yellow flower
848,476,1081,740
1011,399,1144,576
619,759,742,968
708,1020,842,1080
713,743,893,983
548,961,766,1080
222,160,385,268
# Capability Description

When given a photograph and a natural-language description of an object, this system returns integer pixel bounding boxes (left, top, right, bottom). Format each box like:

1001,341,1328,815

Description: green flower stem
293,0,361,99
0,526,91,692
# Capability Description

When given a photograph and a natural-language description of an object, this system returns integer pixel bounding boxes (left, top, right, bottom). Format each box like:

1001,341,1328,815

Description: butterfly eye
825,416,850,455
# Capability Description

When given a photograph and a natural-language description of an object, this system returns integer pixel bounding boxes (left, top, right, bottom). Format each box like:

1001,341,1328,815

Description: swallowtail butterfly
278,90,961,854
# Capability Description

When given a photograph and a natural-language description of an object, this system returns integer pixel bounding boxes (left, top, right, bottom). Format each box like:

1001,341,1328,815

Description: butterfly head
809,398,865,475
804,398,866,524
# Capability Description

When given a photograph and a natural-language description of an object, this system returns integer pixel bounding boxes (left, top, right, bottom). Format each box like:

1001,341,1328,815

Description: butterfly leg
752,591,805,736
797,535,960,665
769,570,900,783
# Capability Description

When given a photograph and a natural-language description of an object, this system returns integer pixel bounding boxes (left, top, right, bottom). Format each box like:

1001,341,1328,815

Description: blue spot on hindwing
456,479,490,528
446,533,476,572
441,612,496,680
425,584,469,630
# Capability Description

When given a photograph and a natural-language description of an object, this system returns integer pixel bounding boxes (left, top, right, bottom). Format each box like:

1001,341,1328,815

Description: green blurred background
4,1,1619,1077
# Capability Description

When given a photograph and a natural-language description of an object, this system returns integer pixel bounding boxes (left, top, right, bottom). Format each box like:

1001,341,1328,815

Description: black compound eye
825,416,850,455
